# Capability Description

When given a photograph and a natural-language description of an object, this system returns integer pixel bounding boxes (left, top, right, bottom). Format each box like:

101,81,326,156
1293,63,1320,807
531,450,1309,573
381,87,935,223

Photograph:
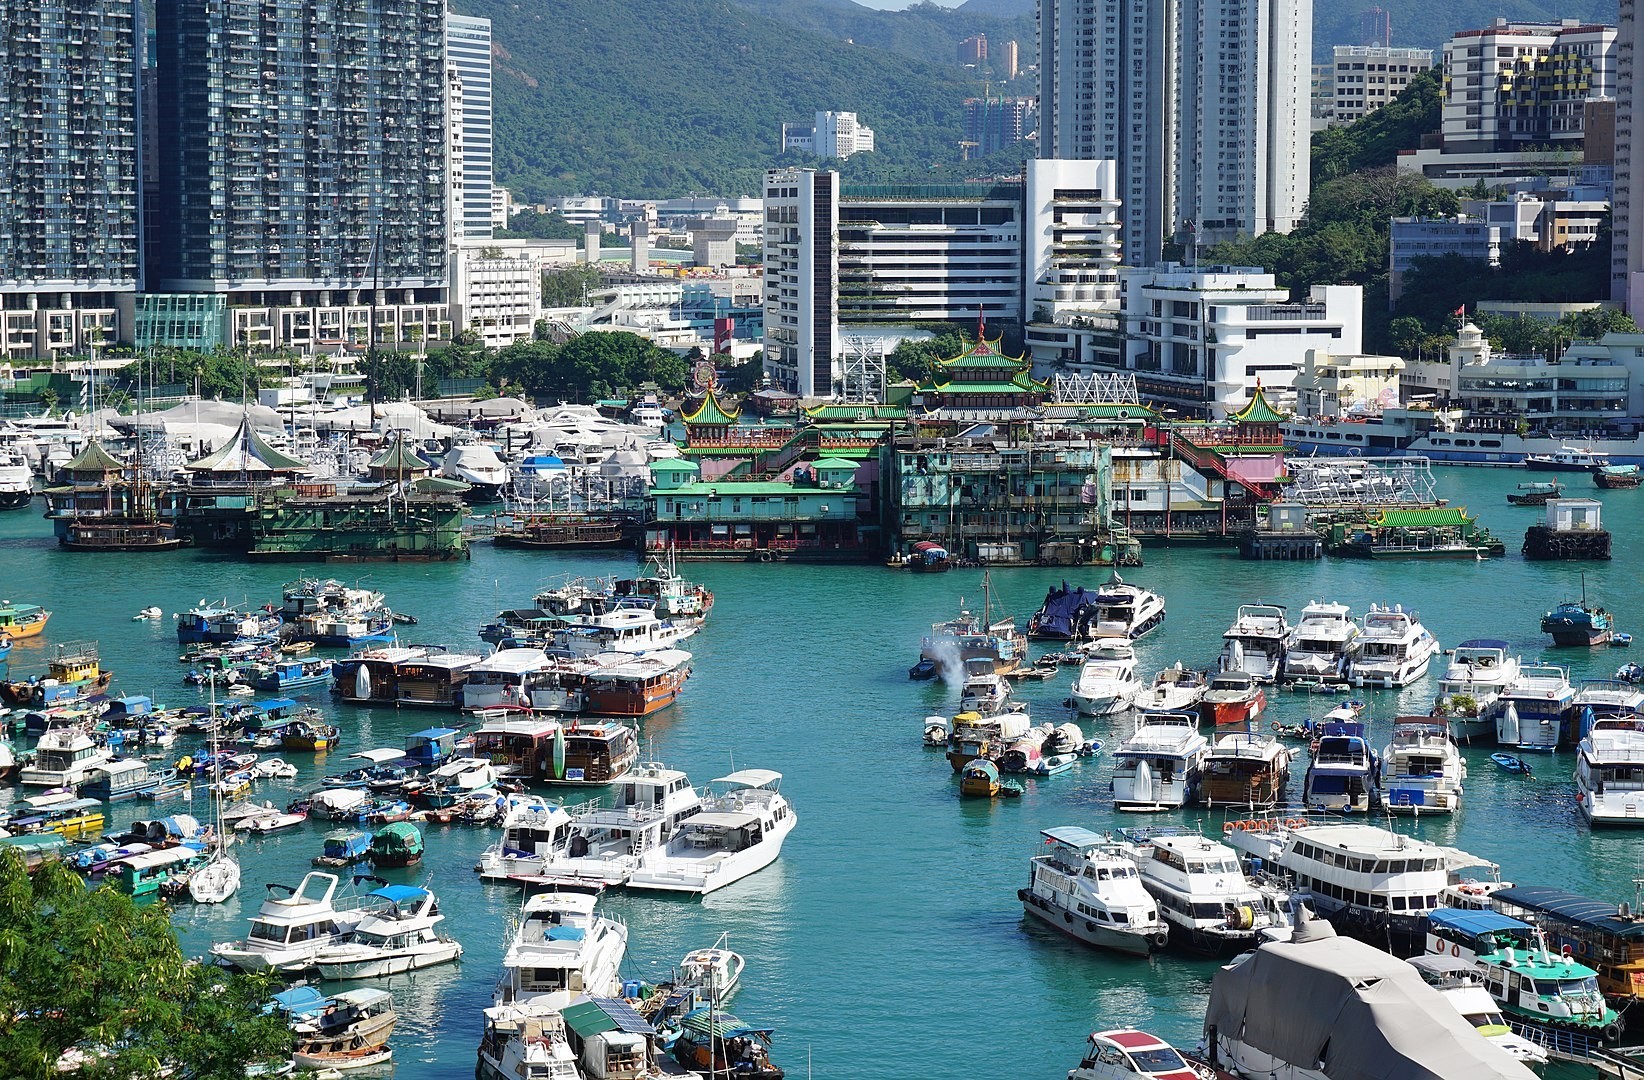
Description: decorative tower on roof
58,440,126,485
913,335,1047,413
366,435,433,482
1230,387,1285,443
681,386,740,441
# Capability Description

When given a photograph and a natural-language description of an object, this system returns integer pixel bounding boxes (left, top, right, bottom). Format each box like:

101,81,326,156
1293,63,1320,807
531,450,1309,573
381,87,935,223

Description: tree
887,329,971,384
541,265,604,308
1311,68,1442,181
0,849,291,1079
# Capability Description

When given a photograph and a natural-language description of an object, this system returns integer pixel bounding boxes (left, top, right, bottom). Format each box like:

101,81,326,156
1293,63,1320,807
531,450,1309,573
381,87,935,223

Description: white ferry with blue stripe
1282,409,1644,466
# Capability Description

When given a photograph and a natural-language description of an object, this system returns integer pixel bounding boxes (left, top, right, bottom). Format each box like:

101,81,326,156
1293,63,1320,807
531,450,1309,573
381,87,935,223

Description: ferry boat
1435,639,1520,743
1085,571,1166,640
1381,719,1465,814
1281,406,1644,466
212,871,390,972
626,769,796,895
18,717,113,788
1575,713,1644,825
1017,826,1169,956
175,603,281,645
540,721,639,785
1303,721,1381,813
1070,640,1143,716
1496,664,1575,751
1282,601,1359,684
1542,598,1614,647
1526,445,1611,471
492,888,628,1011
1116,826,1294,954
1219,603,1292,684
1110,713,1209,812
1490,885,1644,1007
2,641,113,707
1221,819,1496,956
1204,914,1539,1080
1349,605,1440,688
579,648,691,717
0,600,49,638
1200,671,1266,728
1425,908,1623,1042
0,450,33,510
1201,729,1294,809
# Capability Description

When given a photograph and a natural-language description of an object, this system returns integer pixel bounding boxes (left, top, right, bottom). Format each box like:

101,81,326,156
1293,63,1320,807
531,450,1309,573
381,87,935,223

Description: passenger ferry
1281,408,1644,466
1222,818,1494,956
1115,825,1293,954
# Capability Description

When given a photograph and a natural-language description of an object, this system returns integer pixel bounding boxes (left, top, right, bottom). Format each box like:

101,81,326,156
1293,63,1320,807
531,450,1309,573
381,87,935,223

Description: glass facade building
445,13,493,242
150,0,450,294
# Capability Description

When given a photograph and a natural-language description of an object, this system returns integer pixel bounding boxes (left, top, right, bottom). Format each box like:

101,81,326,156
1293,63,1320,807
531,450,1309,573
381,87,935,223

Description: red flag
1453,304,1466,318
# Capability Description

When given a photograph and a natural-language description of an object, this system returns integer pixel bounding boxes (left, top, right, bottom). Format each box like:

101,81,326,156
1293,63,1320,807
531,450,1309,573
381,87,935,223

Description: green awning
1374,507,1474,527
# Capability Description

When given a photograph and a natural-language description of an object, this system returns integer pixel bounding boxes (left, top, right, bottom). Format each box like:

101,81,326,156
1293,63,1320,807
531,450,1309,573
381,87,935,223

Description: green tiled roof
681,388,739,426
368,437,430,473
658,481,857,497
188,418,307,473
1373,507,1475,527
1073,404,1158,419
63,439,124,474
1231,387,1286,424
804,404,908,420
649,459,702,474
929,377,1047,394
809,457,858,471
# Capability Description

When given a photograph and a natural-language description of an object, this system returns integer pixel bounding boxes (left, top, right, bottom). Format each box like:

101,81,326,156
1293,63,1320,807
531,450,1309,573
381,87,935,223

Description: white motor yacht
553,606,696,656
211,871,390,972
313,883,463,979
440,442,511,500
474,801,579,882
626,769,796,895
529,763,703,886
1381,719,1466,814
1349,604,1440,688
958,656,1012,714
461,648,554,712
492,888,628,1012
1070,640,1143,716
0,450,34,510
1017,826,1168,956
476,1006,580,1080
1435,639,1520,743
1303,721,1381,813
678,933,745,1006
1406,955,1550,1066
1282,601,1359,684
1575,713,1644,825
1496,664,1574,752
18,718,113,788
1085,571,1166,639
1110,713,1209,812
1132,664,1208,716
1115,826,1294,954
1220,603,1292,684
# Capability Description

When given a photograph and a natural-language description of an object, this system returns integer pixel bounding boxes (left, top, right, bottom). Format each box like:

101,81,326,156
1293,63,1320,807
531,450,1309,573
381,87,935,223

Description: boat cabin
394,652,483,707
403,727,460,767
473,716,561,778
562,997,653,1080
1491,885,1644,1004
112,844,204,896
83,758,156,801
547,722,640,785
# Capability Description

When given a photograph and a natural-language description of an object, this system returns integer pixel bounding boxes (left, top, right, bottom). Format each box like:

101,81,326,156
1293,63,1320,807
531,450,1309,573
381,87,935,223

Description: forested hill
463,0,1012,201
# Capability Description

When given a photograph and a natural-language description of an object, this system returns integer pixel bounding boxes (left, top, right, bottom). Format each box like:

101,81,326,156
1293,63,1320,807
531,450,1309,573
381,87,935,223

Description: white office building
445,14,494,242
1388,216,1501,302
1117,264,1363,417
1022,158,1125,368
1038,0,1309,261
450,246,542,348
763,168,840,398
781,112,876,160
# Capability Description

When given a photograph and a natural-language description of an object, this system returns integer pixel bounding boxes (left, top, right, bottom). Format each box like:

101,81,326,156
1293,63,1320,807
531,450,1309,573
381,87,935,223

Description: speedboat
211,871,390,972
678,933,745,1006
1200,671,1266,728
1219,603,1292,684
1303,720,1381,813
1085,571,1166,640
1116,825,1294,954
1435,639,1520,743
313,883,463,979
1496,664,1574,751
1067,1029,1209,1080
1132,664,1208,716
1381,719,1465,814
1110,713,1209,811
1575,713,1644,825
1070,640,1143,716
626,769,796,895
1282,601,1358,684
1201,729,1293,809
1349,604,1440,688
492,887,628,1012
1018,826,1168,956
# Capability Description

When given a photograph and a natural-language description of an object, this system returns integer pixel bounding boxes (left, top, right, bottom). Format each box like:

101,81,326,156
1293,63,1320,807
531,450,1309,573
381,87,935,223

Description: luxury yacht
1281,601,1359,684
1084,571,1166,640
1070,640,1143,717
1219,603,1292,684
1110,713,1209,811
1435,639,1519,743
1349,604,1440,688
1018,826,1168,956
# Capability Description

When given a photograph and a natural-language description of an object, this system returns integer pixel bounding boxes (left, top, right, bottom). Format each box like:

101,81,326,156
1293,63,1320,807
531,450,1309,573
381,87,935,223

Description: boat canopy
1032,582,1102,637
1041,826,1106,850
561,996,655,1039
1408,952,1489,977
1492,885,1644,939
678,1008,773,1041
1427,908,1529,937
331,988,394,1010
369,884,430,905
1204,920,1538,1080
268,986,329,1017
408,727,459,741
712,769,782,790
350,748,404,764
253,697,298,713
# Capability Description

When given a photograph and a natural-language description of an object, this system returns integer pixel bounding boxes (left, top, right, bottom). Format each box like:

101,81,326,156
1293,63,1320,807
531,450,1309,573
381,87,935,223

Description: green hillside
735,0,1035,77
462,0,1004,200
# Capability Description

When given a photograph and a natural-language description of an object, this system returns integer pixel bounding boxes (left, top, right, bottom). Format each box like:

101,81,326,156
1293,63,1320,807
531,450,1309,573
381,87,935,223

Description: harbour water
2,465,1642,1078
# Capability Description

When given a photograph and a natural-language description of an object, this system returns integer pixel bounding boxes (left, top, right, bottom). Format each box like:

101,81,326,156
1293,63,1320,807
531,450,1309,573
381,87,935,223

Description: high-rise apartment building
151,0,449,302
0,0,140,357
446,14,494,242
999,40,1020,80
1328,45,1433,125
963,97,1037,157
1440,20,1616,153
1617,0,1642,308
959,34,988,65
763,169,839,398
1038,0,1308,262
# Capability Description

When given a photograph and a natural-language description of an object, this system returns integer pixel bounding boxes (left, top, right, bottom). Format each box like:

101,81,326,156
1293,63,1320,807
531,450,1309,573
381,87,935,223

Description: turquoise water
2,467,1642,1078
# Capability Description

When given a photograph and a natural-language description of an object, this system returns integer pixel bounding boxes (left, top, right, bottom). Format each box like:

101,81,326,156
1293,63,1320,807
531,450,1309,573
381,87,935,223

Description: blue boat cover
1493,886,1644,939
268,986,328,1016
1031,582,1102,638
409,728,458,740
546,926,586,941
1427,908,1528,936
369,884,430,904
253,697,298,712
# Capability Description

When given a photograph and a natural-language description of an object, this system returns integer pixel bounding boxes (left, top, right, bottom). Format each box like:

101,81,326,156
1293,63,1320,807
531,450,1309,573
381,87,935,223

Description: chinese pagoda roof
187,417,308,473
1231,387,1286,424
937,334,1028,369
367,436,432,474
681,388,740,426
62,439,125,475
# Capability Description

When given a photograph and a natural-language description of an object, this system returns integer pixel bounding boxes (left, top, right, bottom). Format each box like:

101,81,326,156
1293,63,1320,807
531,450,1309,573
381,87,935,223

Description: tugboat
1541,575,1613,647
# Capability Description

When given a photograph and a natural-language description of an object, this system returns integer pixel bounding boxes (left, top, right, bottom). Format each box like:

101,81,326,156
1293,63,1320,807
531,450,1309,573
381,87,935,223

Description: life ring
1232,820,1248,831
1223,822,1235,834
1452,943,1460,957
1286,818,1304,830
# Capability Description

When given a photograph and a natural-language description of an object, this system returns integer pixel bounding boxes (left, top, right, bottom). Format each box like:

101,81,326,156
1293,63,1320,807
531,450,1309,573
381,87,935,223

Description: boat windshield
249,921,292,943
1537,977,1600,997
1128,1047,1188,1071
1187,857,1241,874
